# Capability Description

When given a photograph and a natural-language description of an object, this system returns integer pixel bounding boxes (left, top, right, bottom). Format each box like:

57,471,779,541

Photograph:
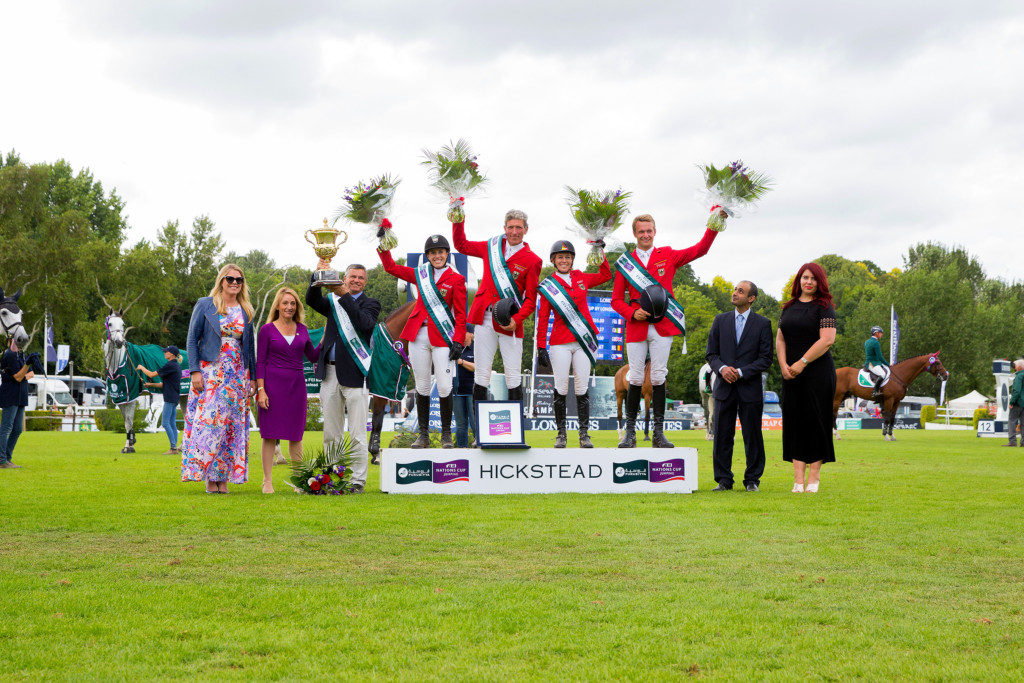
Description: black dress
779,300,837,463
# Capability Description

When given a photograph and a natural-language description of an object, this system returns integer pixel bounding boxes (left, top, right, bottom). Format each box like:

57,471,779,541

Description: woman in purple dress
255,287,319,493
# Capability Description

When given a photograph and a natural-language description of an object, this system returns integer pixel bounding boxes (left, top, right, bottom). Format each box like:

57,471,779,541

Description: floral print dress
181,306,250,483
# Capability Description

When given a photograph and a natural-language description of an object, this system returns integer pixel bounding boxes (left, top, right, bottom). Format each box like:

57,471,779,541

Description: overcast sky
2,1,1022,297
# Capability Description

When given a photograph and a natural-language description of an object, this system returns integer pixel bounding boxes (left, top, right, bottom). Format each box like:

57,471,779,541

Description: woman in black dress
777,262,837,493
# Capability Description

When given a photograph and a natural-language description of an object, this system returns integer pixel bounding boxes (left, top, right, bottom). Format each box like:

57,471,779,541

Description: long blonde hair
210,263,255,320
266,286,305,325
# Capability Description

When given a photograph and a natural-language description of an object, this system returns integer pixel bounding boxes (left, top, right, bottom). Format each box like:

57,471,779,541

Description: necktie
735,313,745,344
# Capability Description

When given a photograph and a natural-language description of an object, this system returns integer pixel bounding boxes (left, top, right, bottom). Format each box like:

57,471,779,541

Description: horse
698,362,716,441
614,361,653,441
102,314,141,453
0,287,32,349
367,301,416,461
833,351,949,441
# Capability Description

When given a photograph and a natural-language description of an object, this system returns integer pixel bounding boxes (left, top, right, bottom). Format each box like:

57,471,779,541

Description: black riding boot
472,384,488,447
439,394,454,448
411,393,431,448
508,386,523,402
553,391,567,448
369,406,385,463
651,383,674,448
577,393,593,448
618,384,641,448
871,377,885,403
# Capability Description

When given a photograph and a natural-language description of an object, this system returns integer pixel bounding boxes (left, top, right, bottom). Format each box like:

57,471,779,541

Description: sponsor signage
381,448,698,494
977,420,1007,438
735,416,783,430
527,417,689,431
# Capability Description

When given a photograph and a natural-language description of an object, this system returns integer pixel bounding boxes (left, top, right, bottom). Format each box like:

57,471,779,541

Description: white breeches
625,326,673,386
549,342,591,396
320,372,368,486
474,310,523,389
410,325,455,397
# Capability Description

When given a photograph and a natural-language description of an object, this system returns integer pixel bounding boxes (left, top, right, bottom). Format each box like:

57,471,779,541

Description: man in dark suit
306,262,381,493
705,280,773,492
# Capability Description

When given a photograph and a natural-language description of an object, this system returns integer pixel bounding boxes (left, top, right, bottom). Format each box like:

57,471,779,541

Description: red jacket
377,250,467,347
611,229,718,343
536,260,612,348
452,220,542,338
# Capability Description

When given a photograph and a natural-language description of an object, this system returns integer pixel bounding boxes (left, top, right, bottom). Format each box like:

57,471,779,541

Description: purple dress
255,322,319,441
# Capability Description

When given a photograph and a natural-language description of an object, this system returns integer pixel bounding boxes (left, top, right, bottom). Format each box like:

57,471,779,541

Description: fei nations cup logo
613,459,685,484
397,459,470,485
488,409,512,436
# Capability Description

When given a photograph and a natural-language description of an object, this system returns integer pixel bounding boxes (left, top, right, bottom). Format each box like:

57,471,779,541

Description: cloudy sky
3,1,1022,296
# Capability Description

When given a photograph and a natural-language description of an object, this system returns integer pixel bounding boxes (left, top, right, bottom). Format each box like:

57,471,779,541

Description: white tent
948,390,989,409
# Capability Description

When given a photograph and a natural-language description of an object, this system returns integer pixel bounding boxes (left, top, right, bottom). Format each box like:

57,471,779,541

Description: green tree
154,216,225,345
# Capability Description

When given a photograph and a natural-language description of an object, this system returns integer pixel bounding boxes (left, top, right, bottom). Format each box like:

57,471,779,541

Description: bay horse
614,361,653,441
367,300,416,461
833,351,949,441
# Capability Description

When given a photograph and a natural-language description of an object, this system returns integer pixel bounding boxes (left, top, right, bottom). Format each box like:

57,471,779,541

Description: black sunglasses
223,276,244,285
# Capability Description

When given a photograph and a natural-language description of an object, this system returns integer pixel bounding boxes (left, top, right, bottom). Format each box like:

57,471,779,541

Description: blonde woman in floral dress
182,264,257,493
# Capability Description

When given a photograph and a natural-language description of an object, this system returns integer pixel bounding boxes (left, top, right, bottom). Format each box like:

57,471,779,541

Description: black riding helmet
424,234,451,254
493,297,521,328
639,284,669,323
549,240,576,261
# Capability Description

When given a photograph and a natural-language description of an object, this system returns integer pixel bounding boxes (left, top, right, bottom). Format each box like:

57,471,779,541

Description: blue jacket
186,297,256,375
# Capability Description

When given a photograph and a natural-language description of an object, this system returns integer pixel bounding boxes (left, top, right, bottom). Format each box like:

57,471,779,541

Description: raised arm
584,256,612,288
376,249,415,283
305,278,330,317
452,220,486,258
672,228,718,267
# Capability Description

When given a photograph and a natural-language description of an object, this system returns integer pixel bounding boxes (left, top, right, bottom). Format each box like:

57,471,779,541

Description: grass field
1,428,1022,679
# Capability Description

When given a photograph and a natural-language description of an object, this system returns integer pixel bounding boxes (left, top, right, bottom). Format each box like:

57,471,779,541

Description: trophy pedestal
312,269,343,286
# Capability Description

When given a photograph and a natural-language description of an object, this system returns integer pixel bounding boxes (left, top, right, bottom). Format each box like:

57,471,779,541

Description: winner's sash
327,293,373,376
538,275,599,365
615,252,686,335
415,263,457,348
487,236,523,306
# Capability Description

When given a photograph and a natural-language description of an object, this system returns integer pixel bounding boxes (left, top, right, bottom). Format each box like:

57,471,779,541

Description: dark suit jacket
705,309,773,403
305,279,381,389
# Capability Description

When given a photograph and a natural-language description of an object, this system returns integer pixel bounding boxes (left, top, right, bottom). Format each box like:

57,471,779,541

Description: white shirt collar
504,241,525,259
555,271,573,285
433,265,448,278
635,245,654,264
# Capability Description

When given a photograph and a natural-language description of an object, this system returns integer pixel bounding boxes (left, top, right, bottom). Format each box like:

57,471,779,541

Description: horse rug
857,366,891,389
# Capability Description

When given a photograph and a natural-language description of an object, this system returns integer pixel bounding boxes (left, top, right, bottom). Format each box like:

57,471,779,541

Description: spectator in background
255,287,319,492
182,263,257,494
0,338,40,469
453,325,476,447
138,345,183,455
1005,359,1024,447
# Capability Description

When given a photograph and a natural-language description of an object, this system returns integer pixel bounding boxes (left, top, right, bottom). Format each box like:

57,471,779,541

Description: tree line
2,153,1019,402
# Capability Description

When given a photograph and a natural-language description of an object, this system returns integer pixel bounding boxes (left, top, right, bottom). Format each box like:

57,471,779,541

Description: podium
380,448,698,494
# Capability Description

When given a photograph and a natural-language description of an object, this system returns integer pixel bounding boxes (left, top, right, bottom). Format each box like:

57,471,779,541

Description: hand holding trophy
305,218,348,286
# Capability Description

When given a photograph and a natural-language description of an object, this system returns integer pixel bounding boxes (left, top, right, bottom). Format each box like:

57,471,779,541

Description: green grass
1,429,1022,679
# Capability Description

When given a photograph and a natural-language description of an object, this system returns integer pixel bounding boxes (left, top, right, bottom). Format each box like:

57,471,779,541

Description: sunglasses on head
223,276,244,285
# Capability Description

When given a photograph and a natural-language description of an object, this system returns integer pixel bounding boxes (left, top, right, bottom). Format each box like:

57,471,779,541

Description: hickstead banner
380,448,698,494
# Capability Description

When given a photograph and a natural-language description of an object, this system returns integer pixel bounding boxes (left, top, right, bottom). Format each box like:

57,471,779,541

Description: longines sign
380,448,698,494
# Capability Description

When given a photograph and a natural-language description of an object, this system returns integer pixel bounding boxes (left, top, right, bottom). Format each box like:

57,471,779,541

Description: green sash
615,252,686,336
487,236,522,305
328,293,372,376
367,324,411,401
538,275,599,365
415,263,457,348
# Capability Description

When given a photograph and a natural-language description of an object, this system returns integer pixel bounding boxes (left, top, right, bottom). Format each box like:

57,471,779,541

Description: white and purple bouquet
697,160,773,231
565,187,632,267
334,174,400,250
422,139,488,223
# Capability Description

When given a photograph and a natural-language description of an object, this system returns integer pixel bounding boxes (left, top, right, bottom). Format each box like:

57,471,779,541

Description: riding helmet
870,325,884,335
493,297,521,328
549,240,576,260
639,284,669,323
424,234,451,254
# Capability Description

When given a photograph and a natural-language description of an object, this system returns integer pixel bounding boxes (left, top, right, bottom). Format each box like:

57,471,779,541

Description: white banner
56,344,70,374
380,448,698,494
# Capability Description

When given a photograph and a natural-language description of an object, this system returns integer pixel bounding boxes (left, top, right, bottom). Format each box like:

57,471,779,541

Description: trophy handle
304,229,317,246
336,229,349,245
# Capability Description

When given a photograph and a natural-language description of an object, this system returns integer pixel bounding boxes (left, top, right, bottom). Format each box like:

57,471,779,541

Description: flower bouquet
565,187,632,267
286,437,355,495
697,160,773,232
421,139,488,223
334,174,401,250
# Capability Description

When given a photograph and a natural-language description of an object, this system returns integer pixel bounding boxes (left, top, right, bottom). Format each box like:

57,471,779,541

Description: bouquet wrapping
565,187,631,267
697,160,772,232
334,174,400,250
422,139,487,223
287,437,355,495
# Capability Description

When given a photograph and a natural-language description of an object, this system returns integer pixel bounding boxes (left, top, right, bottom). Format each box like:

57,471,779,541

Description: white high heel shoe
792,483,804,493
805,481,819,493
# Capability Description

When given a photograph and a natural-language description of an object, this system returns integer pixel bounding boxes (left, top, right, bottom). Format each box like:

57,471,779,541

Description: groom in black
706,280,773,492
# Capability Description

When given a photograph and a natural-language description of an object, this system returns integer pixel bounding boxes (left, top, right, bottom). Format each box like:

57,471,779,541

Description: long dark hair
782,262,833,309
